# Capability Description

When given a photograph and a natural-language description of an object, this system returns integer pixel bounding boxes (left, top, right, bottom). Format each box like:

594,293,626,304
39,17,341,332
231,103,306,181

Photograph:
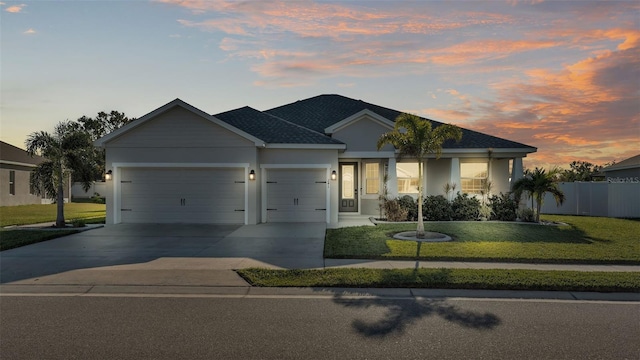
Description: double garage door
266,169,327,223
118,167,327,224
120,168,245,224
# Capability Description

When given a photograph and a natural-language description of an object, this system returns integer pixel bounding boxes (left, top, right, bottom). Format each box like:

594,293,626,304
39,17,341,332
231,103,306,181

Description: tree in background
559,160,615,182
26,122,96,227
76,111,135,180
377,113,462,238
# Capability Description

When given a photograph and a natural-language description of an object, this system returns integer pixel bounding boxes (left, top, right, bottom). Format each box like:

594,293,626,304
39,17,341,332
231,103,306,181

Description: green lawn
237,268,640,293
325,215,640,264
0,203,105,251
0,203,106,227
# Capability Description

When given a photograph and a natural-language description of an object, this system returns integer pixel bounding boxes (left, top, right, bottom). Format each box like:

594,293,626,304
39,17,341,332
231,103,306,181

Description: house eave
0,160,38,168
264,143,346,150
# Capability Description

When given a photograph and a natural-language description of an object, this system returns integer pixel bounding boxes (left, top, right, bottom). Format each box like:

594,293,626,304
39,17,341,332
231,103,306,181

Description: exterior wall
490,159,511,195
0,165,42,206
108,107,254,148
103,108,259,225
259,148,339,225
425,159,451,197
604,168,640,182
332,117,394,152
541,182,639,218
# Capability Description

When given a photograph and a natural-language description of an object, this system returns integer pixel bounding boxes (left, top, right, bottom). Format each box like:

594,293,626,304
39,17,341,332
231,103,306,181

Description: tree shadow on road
332,295,501,338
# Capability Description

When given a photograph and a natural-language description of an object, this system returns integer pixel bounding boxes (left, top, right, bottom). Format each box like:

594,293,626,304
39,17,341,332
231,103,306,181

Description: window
397,162,419,193
9,171,15,195
461,163,488,194
365,163,379,194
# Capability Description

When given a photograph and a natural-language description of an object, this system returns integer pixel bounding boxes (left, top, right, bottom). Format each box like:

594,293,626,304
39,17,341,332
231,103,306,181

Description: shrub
70,219,86,228
451,192,480,221
423,195,453,221
489,193,518,221
518,208,536,222
397,195,418,221
91,192,105,204
383,199,409,222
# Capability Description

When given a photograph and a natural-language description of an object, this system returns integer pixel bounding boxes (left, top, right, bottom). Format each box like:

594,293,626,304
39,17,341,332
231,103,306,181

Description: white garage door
120,168,245,224
266,169,327,222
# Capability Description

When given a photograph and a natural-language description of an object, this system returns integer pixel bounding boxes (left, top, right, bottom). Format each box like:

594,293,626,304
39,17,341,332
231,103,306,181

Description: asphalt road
1,294,638,360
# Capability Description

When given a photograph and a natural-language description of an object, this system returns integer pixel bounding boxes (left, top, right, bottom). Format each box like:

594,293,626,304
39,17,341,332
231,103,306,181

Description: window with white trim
397,162,419,193
461,162,488,194
365,163,379,194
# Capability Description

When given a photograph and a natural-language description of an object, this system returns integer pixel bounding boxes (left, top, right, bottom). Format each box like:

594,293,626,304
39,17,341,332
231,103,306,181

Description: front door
339,162,358,212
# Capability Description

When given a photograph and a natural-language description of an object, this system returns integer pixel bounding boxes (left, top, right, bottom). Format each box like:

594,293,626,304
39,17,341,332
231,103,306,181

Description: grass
0,203,105,251
237,268,640,293
0,229,79,251
325,215,640,264
0,203,106,227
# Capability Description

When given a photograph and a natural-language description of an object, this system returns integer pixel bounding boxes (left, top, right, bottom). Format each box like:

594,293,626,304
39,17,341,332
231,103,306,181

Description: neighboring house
602,154,640,183
0,141,45,206
95,94,536,227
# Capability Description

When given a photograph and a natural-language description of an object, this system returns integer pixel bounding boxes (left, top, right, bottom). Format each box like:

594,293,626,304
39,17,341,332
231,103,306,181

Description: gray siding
332,117,394,152
425,159,451,196
109,107,255,148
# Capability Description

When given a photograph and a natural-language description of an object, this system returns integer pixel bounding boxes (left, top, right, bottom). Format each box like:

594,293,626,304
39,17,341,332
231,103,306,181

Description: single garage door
120,167,245,224
266,169,327,222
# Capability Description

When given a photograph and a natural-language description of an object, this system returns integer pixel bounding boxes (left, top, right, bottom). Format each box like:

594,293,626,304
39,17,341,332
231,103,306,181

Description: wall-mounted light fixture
331,170,337,181
249,169,256,181
105,170,113,181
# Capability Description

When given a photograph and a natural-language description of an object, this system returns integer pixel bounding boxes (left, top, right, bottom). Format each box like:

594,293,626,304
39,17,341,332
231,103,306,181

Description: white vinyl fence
71,182,107,199
540,182,640,218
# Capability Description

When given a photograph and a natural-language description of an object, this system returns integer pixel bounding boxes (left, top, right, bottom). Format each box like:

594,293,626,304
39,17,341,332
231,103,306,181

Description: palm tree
377,113,462,238
26,121,96,227
512,167,565,222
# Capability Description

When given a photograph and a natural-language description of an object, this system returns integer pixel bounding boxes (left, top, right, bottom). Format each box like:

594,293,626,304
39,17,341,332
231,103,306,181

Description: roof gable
95,99,264,147
324,109,394,135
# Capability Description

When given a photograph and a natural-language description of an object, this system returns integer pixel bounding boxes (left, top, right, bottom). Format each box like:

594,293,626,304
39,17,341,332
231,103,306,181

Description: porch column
450,157,460,189
387,157,398,198
510,157,523,189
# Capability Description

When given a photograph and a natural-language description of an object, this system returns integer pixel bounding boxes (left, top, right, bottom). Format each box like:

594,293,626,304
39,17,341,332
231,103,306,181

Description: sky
1,0,638,170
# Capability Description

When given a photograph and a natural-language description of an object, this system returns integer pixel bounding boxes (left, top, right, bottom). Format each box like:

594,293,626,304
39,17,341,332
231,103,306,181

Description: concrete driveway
0,223,326,287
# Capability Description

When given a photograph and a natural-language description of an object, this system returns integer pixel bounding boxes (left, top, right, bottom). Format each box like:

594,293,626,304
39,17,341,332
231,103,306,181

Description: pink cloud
5,3,25,13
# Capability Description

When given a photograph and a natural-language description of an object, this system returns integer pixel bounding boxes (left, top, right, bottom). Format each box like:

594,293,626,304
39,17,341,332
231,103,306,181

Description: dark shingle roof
265,94,535,149
0,141,45,165
214,106,344,145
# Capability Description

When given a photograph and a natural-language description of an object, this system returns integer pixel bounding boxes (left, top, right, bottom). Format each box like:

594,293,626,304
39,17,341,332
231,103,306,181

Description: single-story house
0,141,46,206
95,94,536,227
602,154,640,183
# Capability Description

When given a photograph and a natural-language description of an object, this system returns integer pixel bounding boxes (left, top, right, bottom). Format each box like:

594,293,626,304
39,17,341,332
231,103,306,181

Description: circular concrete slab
392,231,453,242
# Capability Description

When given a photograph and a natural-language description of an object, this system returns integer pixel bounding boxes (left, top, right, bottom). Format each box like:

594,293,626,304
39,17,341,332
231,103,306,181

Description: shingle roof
0,141,45,165
265,94,536,150
214,106,344,145
602,154,640,172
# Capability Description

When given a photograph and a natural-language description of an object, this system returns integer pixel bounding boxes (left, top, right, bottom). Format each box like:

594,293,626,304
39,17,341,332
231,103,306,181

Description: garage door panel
266,169,327,223
119,167,245,224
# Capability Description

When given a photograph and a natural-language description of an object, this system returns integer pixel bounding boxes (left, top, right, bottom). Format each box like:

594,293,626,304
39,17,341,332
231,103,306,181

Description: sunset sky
1,0,638,169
